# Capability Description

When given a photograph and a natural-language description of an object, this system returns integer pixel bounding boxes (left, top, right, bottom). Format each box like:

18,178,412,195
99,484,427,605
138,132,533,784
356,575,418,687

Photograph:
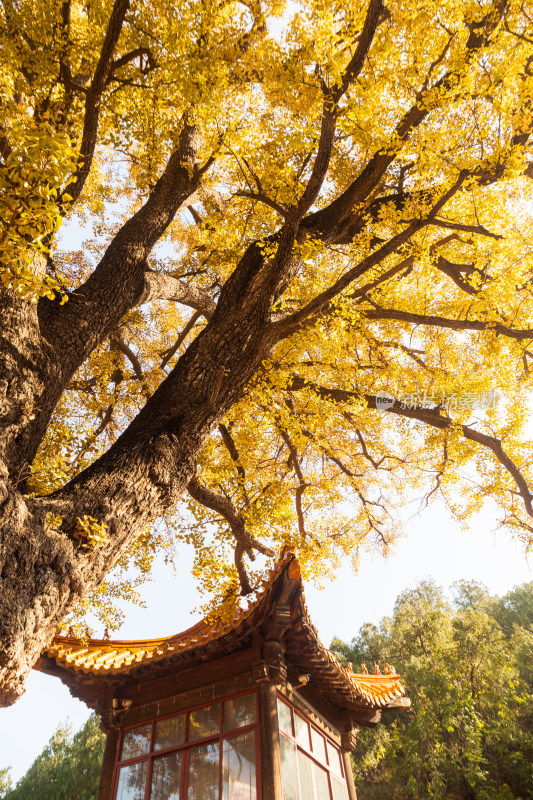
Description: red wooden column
258,680,283,798
342,750,358,800
341,728,359,800
254,644,285,800
97,727,119,800
97,697,131,800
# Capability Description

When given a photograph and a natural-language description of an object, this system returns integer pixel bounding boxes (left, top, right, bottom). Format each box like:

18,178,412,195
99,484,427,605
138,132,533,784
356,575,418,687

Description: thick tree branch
331,0,387,102
434,256,485,296
218,423,248,497
295,0,386,219
301,0,508,244
18,125,209,479
231,0,386,316
139,269,215,318
40,123,205,348
273,170,472,338
363,308,533,340
272,123,533,342
108,46,158,82
63,0,130,206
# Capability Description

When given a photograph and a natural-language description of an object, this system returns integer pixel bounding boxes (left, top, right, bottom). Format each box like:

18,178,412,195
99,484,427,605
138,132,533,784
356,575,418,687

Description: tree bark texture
0,238,278,704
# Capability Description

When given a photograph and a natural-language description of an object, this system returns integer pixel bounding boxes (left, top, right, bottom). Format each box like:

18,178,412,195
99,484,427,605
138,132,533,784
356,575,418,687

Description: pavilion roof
36,549,409,713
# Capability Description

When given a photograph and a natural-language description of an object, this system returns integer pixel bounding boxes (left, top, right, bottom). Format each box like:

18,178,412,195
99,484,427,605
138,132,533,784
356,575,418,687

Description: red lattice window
113,690,260,800
277,695,348,800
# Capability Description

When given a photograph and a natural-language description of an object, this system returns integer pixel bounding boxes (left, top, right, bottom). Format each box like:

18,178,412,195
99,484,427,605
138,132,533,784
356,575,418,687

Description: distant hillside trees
332,581,533,800
1,714,104,800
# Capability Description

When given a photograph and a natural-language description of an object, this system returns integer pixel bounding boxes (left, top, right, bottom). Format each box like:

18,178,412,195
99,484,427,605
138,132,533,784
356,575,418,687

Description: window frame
277,694,348,800
112,689,261,800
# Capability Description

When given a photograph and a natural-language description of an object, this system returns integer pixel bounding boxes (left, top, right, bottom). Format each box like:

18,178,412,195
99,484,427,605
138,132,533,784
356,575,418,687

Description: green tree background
332,581,533,800
1,714,104,800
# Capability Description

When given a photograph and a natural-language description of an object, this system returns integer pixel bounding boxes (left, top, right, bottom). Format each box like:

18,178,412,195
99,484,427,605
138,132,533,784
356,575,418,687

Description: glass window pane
311,728,326,762
187,742,219,800
151,752,182,800
222,731,257,800
277,698,292,736
154,715,185,751
297,750,314,799
331,776,348,800
313,763,331,800
223,694,257,731
294,714,310,750
188,704,220,742
121,725,151,760
279,734,299,800
115,762,147,800
326,742,342,776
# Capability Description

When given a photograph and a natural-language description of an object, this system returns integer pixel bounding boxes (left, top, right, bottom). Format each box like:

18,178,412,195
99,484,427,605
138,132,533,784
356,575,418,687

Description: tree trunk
0,246,277,704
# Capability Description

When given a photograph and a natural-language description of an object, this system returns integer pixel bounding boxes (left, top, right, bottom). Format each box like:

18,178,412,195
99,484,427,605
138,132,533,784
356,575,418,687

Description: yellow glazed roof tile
38,549,408,710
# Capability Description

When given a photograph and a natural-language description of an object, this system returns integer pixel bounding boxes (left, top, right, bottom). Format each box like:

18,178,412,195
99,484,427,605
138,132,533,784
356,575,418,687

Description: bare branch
187,205,204,225
355,429,397,469
236,190,288,218
365,393,533,519
421,437,449,507
290,375,533,521
186,476,274,594
430,218,502,239
278,428,308,537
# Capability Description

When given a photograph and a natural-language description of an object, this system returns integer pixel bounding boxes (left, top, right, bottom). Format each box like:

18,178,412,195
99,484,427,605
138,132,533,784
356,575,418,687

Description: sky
1,497,531,785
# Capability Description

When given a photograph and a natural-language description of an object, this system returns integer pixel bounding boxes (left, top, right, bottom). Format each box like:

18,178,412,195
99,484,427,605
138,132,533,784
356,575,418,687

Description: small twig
110,334,151,400
160,311,202,370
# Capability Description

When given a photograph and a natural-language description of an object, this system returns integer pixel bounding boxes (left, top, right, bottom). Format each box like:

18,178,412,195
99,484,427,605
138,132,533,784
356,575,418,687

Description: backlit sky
1,497,531,784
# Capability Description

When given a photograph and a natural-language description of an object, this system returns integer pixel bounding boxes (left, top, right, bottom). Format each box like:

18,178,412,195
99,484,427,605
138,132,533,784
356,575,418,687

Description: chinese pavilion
35,549,409,800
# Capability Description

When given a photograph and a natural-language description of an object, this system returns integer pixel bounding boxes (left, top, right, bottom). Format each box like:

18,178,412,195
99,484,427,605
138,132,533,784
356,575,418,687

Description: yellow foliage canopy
2,0,533,632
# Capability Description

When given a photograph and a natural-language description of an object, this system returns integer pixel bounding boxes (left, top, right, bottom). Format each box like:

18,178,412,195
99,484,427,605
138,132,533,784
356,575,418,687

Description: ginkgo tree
1,0,533,706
